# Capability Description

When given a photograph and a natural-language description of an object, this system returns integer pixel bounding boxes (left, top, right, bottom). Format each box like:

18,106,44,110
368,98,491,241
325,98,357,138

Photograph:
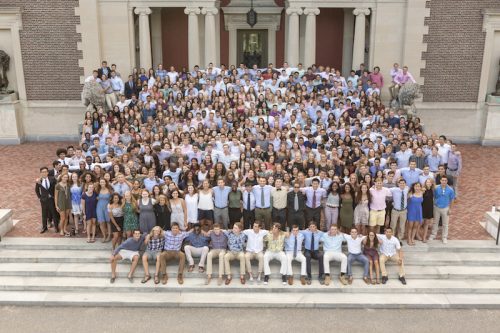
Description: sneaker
399,276,407,285
442,238,448,244
319,276,325,285
381,276,388,284
339,275,348,286
249,274,254,283
429,235,435,241
281,275,287,285
306,277,312,285
257,274,262,284
264,275,269,285
324,275,331,286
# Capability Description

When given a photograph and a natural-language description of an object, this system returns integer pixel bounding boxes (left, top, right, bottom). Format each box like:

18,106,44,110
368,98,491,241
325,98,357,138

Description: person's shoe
225,276,232,285
300,276,306,285
288,276,294,285
381,276,388,284
161,274,168,285
240,276,246,285
281,275,287,285
339,275,348,286
319,276,325,285
442,238,448,244
205,276,211,285
324,275,331,286
40,228,48,234
306,277,312,285
399,276,407,285
257,274,262,284
49,222,54,228
177,274,184,285
248,274,254,283
264,275,269,285
429,235,435,241
110,276,116,284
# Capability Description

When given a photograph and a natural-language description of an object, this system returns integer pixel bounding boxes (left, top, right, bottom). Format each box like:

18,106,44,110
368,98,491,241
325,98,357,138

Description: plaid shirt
147,236,166,252
210,232,228,250
163,231,189,251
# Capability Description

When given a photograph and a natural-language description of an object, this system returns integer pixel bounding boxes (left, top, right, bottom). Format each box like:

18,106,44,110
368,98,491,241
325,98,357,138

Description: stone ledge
0,209,14,238
482,211,500,240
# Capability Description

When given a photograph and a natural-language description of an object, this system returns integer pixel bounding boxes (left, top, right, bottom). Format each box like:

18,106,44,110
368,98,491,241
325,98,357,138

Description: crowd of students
34,60,459,285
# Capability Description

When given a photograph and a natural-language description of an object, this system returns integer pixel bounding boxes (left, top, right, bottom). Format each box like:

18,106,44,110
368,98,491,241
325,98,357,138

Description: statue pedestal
482,94,500,146
0,92,23,144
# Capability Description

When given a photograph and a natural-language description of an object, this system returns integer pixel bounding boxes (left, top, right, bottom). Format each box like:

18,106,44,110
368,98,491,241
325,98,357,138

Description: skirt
111,216,124,233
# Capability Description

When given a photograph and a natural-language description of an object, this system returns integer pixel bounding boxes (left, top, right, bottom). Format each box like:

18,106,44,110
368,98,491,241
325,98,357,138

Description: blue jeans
347,253,369,278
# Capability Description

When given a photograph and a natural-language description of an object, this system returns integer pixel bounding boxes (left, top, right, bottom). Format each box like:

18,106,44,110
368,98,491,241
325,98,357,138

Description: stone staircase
1,237,500,308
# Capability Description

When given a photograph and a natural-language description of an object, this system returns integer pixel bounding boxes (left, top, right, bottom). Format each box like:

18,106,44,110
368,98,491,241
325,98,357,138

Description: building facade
0,0,499,144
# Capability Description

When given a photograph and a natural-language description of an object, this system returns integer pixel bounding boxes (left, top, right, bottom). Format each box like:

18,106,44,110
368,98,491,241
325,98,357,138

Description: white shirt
243,229,269,253
345,236,366,254
378,234,401,257
436,143,451,164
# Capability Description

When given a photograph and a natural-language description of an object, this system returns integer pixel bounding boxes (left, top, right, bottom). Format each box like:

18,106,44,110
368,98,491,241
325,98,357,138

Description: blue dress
96,192,111,223
407,195,423,223
82,192,98,220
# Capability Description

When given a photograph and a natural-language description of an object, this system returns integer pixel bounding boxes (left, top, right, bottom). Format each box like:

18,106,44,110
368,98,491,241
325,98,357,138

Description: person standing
324,182,341,231
169,189,188,231
184,185,199,229
122,191,139,239
271,178,288,230
446,144,462,199
301,178,327,227
407,182,424,246
138,189,156,234
213,177,231,229
284,225,307,285
389,178,409,240
242,182,256,229
252,177,273,229
228,181,243,228
96,178,113,242
35,167,59,233
287,183,306,230
54,173,72,237
197,180,214,231
421,178,435,242
429,177,455,244
339,183,355,233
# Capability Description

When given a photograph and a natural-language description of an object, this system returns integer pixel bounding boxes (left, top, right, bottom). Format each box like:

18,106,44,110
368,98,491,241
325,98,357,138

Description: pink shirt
394,72,416,85
370,72,384,88
369,187,392,210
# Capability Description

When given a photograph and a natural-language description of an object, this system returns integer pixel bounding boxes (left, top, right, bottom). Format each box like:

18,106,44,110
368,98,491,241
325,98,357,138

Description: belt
448,168,458,172
326,204,339,208
306,206,321,209
215,206,227,209
393,208,407,212
372,209,385,212
256,207,270,209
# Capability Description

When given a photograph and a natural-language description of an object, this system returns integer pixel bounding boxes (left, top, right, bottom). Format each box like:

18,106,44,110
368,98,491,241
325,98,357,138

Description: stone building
0,0,499,144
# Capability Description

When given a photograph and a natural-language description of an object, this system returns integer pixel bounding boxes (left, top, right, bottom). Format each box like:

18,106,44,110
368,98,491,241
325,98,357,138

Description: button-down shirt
300,230,324,251
112,182,131,197
110,76,124,93
186,232,210,248
400,168,423,186
252,185,273,209
213,186,231,208
284,233,305,252
426,154,441,172
147,236,165,252
243,229,268,253
369,187,392,210
163,231,189,251
436,143,451,164
377,234,401,257
321,232,345,252
271,187,288,209
390,186,409,210
225,231,247,252
209,231,228,249
394,71,416,85
302,187,327,208
395,149,412,168
242,190,256,211
434,185,455,208
265,232,286,252
447,152,462,173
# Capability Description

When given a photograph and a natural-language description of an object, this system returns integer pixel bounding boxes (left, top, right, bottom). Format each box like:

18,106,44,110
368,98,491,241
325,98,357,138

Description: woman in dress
325,182,341,231
154,194,171,230
407,182,424,246
354,183,371,236
55,173,72,237
81,183,98,243
138,189,156,234
363,231,381,284
228,181,242,229
122,190,139,238
339,183,355,233
421,178,435,243
169,189,188,231
184,184,199,229
108,193,124,250
70,172,83,234
96,178,113,242
197,179,214,231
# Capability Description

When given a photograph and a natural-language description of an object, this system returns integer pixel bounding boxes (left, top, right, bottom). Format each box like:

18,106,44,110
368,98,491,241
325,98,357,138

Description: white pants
104,92,117,110
323,251,347,274
184,245,209,268
285,251,307,276
263,251,287,276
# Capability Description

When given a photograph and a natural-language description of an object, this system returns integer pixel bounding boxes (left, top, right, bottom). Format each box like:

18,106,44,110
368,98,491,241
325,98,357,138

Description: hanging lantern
247,1,257,27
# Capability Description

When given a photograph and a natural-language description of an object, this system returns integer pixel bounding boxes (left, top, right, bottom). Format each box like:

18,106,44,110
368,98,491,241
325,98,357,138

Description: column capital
184,7,201,15
201,7,218,16
134,7,152,16
304,8,320,16
353,8,370,16
286,7,303,16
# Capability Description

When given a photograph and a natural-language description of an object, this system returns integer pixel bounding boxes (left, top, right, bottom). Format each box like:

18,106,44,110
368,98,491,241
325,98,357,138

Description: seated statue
82,80,105,111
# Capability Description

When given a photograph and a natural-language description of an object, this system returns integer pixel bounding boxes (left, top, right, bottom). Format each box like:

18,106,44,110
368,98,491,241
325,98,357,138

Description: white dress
185,193,199,224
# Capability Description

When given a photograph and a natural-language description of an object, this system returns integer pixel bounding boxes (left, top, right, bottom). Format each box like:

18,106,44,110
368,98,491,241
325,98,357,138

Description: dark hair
40,166,48,172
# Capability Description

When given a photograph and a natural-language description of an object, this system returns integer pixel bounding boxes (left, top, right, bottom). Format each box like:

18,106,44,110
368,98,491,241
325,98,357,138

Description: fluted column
303,8,320,67
352,8,370,69
134,7,152,69
202,7,218,66
184,7,201,68
286,7,303,67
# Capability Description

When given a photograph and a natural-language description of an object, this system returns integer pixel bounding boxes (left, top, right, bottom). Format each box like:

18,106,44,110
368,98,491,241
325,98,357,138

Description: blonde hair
149,226,164,239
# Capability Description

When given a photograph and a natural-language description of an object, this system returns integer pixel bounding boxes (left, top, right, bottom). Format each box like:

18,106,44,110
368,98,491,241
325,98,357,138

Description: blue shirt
143,177,164,192
224,231,247,252
434,185,455,208
395,150,412,168
186,232,210,247
426,155,441,172
390,187,409,210
284,233,305,252
213,186,231,208
400,167,423,186
299,230,324,251
321,233,345,252
252,185,273,209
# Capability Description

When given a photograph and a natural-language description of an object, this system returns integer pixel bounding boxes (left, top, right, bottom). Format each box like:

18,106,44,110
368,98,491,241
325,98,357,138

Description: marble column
202,7,218,66
134,7,152,69
184,7,201,69
285,7,303,66
352,8,370,70
303,8,320,67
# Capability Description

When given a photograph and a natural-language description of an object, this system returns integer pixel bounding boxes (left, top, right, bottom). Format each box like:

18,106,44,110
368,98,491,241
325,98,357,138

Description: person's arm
81,196,86,221
54,186,60,212
181,199,188,227
108,205,121,232
35,181,41,199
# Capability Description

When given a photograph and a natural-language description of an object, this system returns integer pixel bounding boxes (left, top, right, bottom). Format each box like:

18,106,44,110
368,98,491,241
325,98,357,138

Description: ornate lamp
247,0,257,27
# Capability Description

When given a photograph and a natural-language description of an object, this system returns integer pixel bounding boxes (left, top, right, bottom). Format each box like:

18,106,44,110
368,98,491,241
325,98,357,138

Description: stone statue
390,82,420,111
0,50,11,93
493,60,500,96
82,80,105,111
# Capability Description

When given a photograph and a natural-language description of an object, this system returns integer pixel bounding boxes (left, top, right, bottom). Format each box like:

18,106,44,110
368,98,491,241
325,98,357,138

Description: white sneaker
282,281,287,285
249,274,254,282
442,238,448,244
429,236,435,241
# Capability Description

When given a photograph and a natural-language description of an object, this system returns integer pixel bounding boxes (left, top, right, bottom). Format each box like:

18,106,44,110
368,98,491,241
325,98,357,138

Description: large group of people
35,60,460,286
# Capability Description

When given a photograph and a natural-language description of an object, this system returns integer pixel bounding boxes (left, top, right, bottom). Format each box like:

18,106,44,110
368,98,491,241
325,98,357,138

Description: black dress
154,203,171,230
422,189,434,219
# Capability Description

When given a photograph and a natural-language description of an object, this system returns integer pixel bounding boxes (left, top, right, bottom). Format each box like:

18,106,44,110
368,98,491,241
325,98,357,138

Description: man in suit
35,167,59,233
287,183,306,230
97,60,111,79
124,75,138,99
48,160,62,179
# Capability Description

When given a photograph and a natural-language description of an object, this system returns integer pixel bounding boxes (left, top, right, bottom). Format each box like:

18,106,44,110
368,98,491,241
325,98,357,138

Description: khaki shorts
119,250,140,262
369,210,385,226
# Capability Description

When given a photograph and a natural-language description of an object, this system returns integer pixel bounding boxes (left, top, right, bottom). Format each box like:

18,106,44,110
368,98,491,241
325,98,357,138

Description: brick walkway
1,142,498,239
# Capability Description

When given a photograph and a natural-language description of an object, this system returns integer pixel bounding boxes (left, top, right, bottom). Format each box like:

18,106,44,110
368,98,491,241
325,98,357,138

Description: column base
0,92,24,145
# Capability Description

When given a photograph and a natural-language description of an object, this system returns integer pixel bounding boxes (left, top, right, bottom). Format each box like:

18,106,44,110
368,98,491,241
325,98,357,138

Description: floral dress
123,201,139,232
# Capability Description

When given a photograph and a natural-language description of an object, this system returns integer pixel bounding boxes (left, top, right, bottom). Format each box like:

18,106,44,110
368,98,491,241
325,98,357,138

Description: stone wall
422,0,500,102
1,1,82,100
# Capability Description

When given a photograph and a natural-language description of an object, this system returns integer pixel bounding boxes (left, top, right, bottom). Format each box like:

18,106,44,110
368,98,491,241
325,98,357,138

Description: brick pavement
1,142,497,239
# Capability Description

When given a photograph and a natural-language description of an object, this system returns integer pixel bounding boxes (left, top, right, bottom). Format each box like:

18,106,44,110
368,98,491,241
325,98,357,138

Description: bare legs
87,218,96,242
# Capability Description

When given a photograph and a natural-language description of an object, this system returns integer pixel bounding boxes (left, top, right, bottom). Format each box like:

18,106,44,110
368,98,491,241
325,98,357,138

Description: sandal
198,266,205,273
363,277,370,285
188,265,195,272
86,239,91,243
154,275,159,284
371,278,375,285
110,276,116,283
141,275,151,284
128,276,134,283
65,232,71,237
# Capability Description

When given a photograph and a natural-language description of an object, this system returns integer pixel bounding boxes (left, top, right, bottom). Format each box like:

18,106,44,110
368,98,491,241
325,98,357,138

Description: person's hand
35,178,40,183
56,206,61,213
117,226,121,232
398,258,403,265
